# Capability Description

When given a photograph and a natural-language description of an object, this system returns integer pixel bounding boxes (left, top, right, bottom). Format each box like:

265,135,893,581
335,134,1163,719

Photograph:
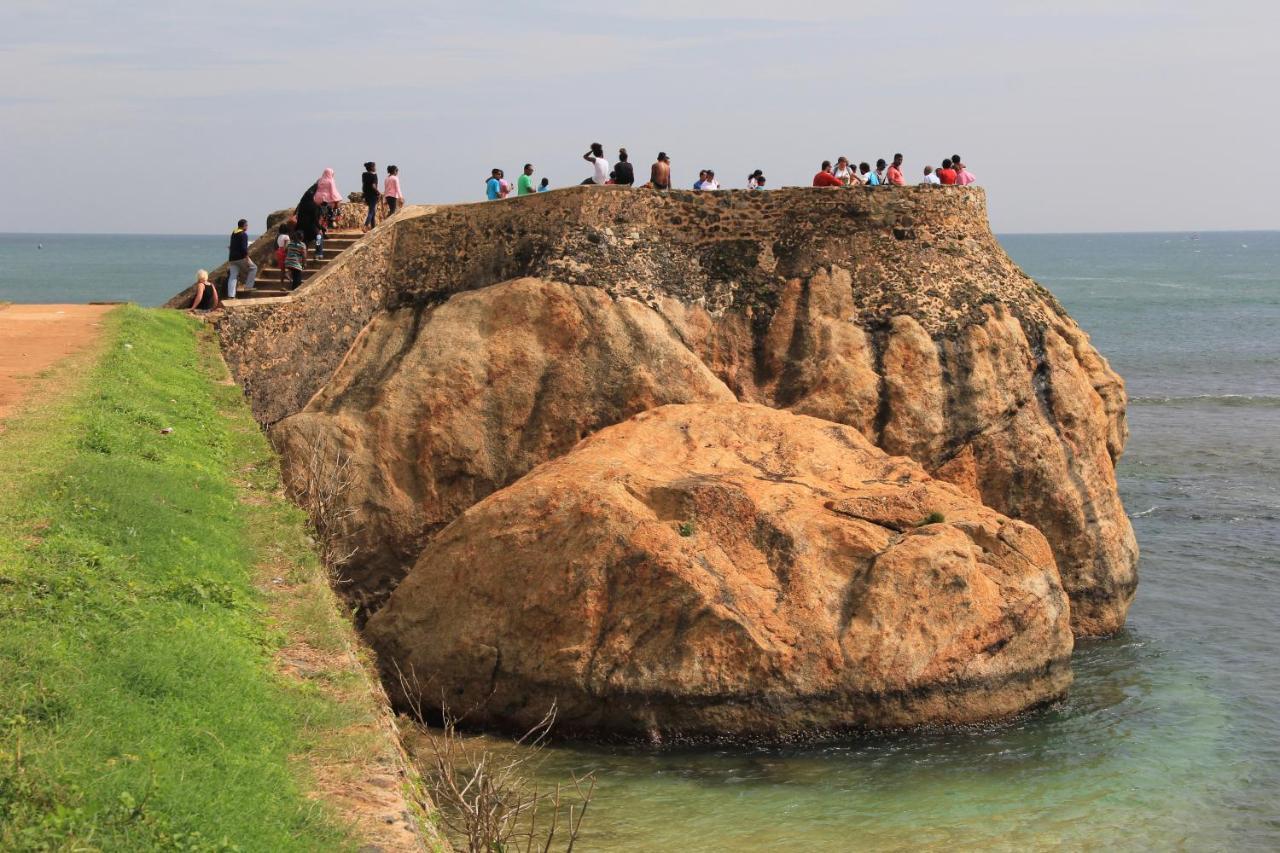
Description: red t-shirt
887,165,905,186
813,171,843,187
937,168,958,185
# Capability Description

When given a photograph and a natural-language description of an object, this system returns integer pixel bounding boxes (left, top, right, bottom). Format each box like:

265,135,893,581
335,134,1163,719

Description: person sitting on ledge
937,158,958,185
650,151,671,189
189,269,220,311
921,164,941,185
694,169,708,190
582,142,610,185
748,169,766,189
702,169,719,190
813,160,843,187
858,161,879,186
613,148,635,186
538,177,550,192
955,158,976,186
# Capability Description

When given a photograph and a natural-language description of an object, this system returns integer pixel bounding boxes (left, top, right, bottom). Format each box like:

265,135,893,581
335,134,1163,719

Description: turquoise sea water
3,230,1278,849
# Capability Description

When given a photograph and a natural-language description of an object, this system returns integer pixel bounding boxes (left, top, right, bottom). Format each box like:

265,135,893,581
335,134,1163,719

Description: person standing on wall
517,164,537,196
384,165,404,215
361,162,380,231
650,152,671,189
887,154,906,186
582,143,610,185
226,218,257,298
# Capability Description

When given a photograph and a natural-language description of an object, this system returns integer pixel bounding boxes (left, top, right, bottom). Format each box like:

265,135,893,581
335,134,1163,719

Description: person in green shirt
517,163,536,196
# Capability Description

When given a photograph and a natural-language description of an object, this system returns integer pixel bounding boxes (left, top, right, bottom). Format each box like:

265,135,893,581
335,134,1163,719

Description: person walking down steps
226,218,257,298
361,161,380,231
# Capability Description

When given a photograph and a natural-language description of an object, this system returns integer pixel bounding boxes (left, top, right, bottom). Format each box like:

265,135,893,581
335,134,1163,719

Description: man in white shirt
583,142,611,185
921,165,941,185
703,170,720,190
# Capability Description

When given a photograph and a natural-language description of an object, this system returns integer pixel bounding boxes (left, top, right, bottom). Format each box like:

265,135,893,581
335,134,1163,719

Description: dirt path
0,304,115,420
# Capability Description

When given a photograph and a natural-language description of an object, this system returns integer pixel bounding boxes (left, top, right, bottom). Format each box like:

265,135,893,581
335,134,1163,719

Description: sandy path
0,304,115,420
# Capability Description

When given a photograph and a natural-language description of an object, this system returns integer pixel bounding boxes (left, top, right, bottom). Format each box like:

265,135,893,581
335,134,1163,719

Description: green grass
0,307,374,851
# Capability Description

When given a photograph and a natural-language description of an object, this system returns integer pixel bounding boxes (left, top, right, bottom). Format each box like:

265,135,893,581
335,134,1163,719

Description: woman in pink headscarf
313,168,342,231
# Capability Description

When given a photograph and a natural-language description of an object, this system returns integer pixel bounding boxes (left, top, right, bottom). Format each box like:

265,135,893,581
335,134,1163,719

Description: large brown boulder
367,403,1073,741
272,278,734,609
659,264,1136,636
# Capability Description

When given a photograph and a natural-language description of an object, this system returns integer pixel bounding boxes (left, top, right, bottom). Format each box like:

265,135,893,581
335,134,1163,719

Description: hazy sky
2,1,1277,234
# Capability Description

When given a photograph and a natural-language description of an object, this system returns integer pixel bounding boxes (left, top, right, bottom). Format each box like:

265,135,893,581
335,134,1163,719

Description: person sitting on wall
937,158,958,185
613,148,635,186
538,177,551,192
748,169,766,189
582,142,610,185
921,165,941,185
650,152,672,190
813,161,844,187
954,158,977,185
189,269,220,311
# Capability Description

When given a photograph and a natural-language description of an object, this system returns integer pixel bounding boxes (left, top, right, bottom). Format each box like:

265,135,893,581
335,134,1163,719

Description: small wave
1129,506,1159,518
1130,394,1280,408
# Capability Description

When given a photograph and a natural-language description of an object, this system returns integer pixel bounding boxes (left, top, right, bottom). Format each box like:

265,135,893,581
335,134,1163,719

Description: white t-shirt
922,173,941,185
277,233,290,248
704,179,720,190
591,156,610,184
833,166,853,184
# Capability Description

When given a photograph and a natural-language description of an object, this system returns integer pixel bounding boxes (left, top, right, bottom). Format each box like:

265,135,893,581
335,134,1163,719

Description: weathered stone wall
205,184,1137,635
214,186,1030,424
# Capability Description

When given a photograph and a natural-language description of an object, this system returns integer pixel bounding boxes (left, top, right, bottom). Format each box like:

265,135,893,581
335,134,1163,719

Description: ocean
2,230,1277,850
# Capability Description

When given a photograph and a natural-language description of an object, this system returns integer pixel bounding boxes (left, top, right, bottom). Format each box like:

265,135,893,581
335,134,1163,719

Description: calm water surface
3,230,1277,850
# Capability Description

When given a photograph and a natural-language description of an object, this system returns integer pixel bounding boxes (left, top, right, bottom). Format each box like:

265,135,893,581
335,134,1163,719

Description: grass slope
0,307,398,851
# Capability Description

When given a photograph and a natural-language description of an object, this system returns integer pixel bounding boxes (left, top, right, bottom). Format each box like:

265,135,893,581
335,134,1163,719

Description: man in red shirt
886,153,906,186
936,158,958,185
813,160,844,187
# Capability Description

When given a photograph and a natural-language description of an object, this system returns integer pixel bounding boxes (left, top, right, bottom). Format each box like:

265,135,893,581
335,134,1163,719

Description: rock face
273,278,734,608
206,185,1136,638
367,403,1073,741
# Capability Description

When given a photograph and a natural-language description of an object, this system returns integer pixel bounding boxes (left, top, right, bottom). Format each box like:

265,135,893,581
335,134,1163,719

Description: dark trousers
386,197,399,215
364,196,378,227
289,268,302,289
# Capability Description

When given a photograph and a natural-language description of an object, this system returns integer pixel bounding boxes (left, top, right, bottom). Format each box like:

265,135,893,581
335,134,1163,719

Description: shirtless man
650,151,671,190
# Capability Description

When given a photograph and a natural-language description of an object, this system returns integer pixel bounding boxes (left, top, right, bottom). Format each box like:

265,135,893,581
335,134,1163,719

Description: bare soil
0,304,115,420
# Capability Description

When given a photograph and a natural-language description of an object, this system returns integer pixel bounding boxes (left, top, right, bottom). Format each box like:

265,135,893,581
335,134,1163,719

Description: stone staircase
235,229,363,300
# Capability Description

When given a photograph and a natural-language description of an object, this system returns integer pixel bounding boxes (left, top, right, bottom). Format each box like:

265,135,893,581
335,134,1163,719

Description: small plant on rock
677,520,696,537
917,511,946,527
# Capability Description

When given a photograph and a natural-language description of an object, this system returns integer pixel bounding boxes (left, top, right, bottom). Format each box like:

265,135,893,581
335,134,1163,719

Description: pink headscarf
313,168,342,204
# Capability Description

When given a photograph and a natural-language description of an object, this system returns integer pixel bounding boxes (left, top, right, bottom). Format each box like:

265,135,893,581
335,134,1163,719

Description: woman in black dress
296,182,321,243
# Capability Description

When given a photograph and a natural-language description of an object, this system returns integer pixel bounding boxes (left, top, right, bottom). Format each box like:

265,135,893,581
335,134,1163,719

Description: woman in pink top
313,168,342,229
384,165,403,215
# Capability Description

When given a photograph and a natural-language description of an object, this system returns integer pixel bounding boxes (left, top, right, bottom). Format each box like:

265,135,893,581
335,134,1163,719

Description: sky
1,0,1277,234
